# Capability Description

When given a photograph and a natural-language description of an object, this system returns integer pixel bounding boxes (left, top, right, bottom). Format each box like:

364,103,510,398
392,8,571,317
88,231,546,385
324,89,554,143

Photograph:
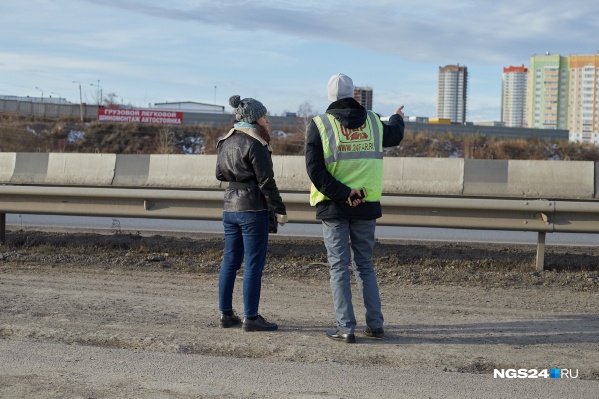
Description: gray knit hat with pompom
229,95,267,123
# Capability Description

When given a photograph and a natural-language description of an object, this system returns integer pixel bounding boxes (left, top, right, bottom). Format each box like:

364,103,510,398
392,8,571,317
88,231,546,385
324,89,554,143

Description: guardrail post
536,232,546,271
0,213,5,244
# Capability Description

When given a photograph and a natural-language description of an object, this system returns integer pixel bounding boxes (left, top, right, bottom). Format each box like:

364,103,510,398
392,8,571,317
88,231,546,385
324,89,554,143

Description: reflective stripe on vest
310,111,384,206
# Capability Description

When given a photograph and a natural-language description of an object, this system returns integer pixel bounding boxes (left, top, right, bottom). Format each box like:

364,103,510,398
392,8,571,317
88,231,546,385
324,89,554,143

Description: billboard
98,108,183,125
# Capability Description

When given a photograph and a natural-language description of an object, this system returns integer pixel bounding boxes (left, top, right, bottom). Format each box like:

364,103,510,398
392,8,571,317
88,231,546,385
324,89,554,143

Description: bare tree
297,101,316,130
294,101,318,154
154,125,177,154
104,92,121,107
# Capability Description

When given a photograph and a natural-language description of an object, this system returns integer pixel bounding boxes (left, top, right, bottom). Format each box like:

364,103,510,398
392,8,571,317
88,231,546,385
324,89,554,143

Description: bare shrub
0,123,44,152
154,125,177,154
201,125,228,154
271,132,305,155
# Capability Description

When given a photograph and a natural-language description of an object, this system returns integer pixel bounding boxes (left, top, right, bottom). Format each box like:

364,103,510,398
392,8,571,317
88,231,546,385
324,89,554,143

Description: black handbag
269,210,277,234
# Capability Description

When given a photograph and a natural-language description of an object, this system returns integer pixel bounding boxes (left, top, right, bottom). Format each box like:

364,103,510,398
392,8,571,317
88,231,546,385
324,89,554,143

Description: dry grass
385,130,599,160
2,114,599,160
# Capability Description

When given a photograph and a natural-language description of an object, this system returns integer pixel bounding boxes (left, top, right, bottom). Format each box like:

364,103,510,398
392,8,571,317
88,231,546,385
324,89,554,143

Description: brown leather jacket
216,127,286,215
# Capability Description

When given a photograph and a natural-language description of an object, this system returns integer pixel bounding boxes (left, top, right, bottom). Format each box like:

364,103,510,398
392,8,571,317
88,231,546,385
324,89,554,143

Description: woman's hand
276,213,288,226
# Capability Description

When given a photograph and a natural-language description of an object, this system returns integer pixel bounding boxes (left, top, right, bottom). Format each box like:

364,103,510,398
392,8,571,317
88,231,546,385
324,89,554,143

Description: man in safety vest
305,73,405,343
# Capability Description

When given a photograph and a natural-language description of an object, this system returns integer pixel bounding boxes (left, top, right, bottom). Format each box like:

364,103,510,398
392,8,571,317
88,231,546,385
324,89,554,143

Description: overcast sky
1,0,598,121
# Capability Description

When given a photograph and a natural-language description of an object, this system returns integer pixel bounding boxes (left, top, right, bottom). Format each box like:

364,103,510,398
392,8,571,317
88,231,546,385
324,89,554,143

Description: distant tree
297,101,316,128
154,125,177,154
104,92,121,107
294,101,318,154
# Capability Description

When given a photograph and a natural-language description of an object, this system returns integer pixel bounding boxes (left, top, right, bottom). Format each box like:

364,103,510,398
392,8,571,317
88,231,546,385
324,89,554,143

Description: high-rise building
437,65,468,124
354,86,373,110
526,53,569,130
568,53,599,136
501,65,528,127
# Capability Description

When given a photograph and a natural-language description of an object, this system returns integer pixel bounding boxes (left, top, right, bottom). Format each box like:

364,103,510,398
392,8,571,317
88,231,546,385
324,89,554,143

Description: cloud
0,52,126,74
4,0,598,120
84,0,599,66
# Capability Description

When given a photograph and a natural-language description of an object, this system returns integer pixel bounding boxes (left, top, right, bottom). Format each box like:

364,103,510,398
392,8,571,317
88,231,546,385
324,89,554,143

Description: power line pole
73,81,83,121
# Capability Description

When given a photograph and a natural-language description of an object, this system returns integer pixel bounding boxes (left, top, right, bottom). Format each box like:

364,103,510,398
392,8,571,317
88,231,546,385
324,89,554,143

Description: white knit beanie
327,73,354,102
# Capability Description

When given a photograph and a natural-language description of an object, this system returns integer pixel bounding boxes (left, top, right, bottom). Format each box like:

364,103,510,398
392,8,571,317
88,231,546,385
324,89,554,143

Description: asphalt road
6,213,599,246
1,339,594,399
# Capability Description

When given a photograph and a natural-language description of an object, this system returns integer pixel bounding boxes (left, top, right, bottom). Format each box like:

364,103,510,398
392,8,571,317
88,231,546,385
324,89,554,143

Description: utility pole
73,81,83,121
90,80,101,106
35,86,44,102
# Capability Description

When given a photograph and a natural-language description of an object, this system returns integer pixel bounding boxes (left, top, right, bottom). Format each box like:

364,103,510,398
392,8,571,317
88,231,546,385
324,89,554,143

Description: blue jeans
322,218,383,334
219,210,269,318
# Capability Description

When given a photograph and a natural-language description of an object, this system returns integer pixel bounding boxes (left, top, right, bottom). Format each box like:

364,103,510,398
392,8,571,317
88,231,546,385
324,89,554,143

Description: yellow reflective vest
310,111,384,206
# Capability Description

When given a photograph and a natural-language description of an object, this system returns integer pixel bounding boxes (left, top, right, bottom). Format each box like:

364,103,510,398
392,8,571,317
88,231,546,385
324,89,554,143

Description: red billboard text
98,108,183,125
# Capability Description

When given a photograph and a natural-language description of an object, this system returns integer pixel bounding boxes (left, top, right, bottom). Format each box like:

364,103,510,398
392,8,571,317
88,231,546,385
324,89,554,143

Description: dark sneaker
220,311,241,328
364,327,385,340
242,315,278,332
326,329,356,343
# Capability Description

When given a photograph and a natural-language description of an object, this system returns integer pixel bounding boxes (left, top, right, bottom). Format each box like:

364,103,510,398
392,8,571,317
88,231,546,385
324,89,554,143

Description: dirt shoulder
0,230,598,397
2,229,598,291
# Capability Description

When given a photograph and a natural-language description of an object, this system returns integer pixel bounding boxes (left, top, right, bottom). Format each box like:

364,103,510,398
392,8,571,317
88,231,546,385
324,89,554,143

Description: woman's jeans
322,218,384,334
219,210,269,318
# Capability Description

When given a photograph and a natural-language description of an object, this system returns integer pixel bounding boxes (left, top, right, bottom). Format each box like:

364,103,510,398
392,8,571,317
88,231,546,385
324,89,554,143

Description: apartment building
527,53,569,130
501,65,528,127
437,65,468,124
568,54,599,136
354,86,373,110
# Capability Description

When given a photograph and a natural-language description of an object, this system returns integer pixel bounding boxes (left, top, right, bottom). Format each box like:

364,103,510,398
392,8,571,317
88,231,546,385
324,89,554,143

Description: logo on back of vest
339,122,370,143
336,122,375,152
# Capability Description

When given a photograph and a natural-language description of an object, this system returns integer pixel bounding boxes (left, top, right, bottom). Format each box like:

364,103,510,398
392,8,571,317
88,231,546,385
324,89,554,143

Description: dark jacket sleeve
215,150,225,181
249,140,286,215
381,113,405,147
304,119,351,203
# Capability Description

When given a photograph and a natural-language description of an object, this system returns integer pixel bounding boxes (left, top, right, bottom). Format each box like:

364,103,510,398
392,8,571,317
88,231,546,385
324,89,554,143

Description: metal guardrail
2,185,599,271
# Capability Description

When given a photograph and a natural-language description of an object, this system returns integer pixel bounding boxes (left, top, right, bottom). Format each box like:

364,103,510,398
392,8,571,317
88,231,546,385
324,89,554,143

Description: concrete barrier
146,154,220,188
507,160,595,199
113,154,150,186
10,153,49,184
0,153,16,182
45,153,116,186
383,158,464,195
273,156,311,191
0,153,597,200
453,158,596,199
463,159,509,197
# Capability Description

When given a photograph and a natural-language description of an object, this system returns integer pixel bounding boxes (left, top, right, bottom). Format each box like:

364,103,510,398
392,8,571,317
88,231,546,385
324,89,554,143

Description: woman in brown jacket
215,95,288,332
